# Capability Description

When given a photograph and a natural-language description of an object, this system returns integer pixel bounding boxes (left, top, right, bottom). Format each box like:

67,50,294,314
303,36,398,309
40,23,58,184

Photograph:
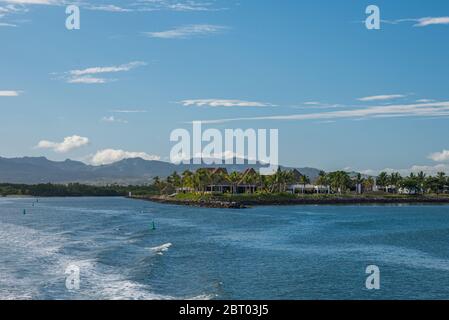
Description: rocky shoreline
132,195,449,209
135,195,247,208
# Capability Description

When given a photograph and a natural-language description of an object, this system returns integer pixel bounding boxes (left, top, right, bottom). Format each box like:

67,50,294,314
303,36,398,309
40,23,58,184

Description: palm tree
328,171,351,194
316,171,329,194
195,169,212,193
181,170,194,190
227,171,241,194
437,172,447,194
153,176,163,194
389,172,402,193
170,171,182,188
363,176,375,192
355,173,364,194
298,174,310,194
399,174,419,194
417,171,426,194
377,172,389,192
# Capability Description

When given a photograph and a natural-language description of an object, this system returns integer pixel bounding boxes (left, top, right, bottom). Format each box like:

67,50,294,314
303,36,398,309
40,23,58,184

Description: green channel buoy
151,221,156,231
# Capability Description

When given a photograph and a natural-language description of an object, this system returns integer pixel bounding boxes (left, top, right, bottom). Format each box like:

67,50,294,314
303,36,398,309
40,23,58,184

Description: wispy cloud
303,101,321,105
0,0,61,4
0,90,20,96
144,24,228,39
86,4,132,12
382,16,449,27
181,99,275,107
136,0,227,12
198,101,449,124
0,22,17,27
416,99,435,103
415,17,449,27
0,2,28,25
67,76,111,84
61,61,146,84
101,116,128,124
1,0,227,12
69,61,146,76
89,148,160,165
0,0,229,28
35,135,89,153
357,94,406,102
111,109,147,113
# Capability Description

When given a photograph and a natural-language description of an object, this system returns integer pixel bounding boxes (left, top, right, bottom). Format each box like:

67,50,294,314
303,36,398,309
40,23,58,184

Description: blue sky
1,0,449,174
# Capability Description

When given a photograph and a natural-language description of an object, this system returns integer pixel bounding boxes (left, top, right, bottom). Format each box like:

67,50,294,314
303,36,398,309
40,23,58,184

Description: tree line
375,171,448,194
152,168,449,195
0,183,158,197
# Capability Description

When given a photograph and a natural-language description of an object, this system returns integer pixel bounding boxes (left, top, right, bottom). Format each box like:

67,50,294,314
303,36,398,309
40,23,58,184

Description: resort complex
153,168,449,196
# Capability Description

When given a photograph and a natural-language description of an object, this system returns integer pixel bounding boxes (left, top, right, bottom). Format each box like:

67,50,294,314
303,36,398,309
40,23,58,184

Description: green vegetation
0,183,158,197
375,171,449,194
151,167,449,199
2,169,448,204
171,191,449,203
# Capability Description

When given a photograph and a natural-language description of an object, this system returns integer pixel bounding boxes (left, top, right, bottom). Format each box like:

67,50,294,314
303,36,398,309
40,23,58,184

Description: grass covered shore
133,192,449,209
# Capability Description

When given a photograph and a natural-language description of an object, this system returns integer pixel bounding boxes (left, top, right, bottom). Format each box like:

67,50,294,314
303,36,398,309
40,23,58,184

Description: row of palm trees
152,168,356,195
153,168,310,194
152,168,449,195
376,171,449,194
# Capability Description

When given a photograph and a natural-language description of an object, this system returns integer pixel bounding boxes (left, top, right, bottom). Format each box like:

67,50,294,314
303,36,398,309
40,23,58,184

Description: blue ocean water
1,197,449,300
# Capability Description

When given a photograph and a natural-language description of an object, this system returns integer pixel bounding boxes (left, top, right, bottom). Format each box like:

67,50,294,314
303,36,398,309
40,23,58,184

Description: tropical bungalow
204,168,233,193
288,184,330,194
286,169,329,194
235,168,260,194
176,167,261,194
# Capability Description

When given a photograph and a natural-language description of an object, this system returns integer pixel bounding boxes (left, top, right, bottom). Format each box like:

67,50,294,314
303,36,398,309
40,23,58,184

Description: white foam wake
150,243,172,255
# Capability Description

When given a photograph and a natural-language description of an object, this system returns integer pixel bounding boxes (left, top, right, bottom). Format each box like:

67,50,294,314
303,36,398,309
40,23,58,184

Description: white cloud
63,61,146,84
415,17,449,27
199,101,449,124
145,24,228,39
361,164,449,176
428,150,449,162
357,94,405,102
90,149,160,165
36,135,89,153
0,22,17,27
0,0,59,4
69,61,146,77
87,5,131,12
101,116,128,124
0,90,20,96
136,0,226,12
111,109,147,113
382,16,449,28
181,99,275,107
67,76,110,84
171,150,253,165
303,101,321,105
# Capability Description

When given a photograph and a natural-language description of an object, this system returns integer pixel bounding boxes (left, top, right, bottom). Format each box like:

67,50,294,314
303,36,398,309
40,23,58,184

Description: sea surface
1,197,449,300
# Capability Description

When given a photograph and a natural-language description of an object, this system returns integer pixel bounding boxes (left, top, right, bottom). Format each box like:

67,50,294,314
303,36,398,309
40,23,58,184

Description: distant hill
0,156,322,185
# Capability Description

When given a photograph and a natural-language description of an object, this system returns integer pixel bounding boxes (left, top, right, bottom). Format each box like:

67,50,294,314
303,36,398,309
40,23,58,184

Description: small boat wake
150,243,172,256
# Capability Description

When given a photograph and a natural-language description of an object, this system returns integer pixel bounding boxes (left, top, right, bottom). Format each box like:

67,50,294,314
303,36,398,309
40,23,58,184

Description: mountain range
0,156,322,185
